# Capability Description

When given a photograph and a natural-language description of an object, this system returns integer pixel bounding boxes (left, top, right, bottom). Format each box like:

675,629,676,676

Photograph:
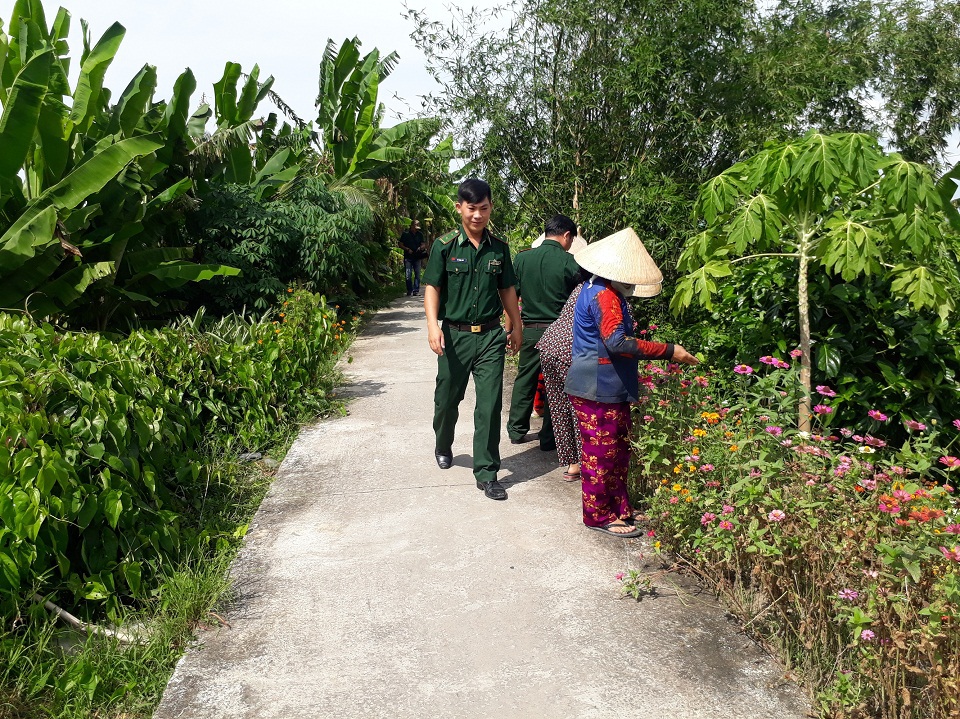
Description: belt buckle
470,324,482,333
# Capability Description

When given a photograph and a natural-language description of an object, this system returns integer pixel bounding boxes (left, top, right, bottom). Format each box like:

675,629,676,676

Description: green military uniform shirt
513,239,582,323
422,227,517,323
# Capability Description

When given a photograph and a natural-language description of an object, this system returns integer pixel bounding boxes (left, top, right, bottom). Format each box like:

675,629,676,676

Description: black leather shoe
509,434,533,445
435,451,453,470
477,479,507,500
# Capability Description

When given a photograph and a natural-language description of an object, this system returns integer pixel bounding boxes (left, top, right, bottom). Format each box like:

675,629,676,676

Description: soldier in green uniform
507,214,584,450
422,179,522,500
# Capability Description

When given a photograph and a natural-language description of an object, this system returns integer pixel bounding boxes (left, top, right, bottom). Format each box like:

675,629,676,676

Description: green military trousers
433,324,507,484
506,326,554,449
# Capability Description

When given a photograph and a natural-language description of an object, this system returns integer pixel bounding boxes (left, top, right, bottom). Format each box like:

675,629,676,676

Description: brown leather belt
524,322,552,329
443,319,501,333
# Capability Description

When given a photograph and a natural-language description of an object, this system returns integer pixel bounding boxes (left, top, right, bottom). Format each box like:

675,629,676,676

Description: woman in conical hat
564,228,699,537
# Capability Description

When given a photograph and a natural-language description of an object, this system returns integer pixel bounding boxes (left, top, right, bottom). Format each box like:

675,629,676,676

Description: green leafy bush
628,351,960,718
0,290,345,618
678,260,960,442
188,179,390,313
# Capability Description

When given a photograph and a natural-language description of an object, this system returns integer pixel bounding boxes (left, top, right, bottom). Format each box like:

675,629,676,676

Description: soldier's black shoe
435,451,453,470
509,434,534,445
477,479,507,500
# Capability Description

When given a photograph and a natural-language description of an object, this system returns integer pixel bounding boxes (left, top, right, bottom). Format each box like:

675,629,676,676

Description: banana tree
672,132,959,429
0,1,240,326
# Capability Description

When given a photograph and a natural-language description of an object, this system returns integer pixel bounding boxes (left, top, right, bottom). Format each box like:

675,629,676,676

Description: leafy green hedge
0,291,343,618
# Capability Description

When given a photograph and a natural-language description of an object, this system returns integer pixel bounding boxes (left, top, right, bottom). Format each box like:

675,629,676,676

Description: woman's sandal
588,522,643,538
561,470,581,482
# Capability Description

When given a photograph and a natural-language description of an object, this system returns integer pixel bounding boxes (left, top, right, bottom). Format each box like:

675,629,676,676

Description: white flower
857,445,876,454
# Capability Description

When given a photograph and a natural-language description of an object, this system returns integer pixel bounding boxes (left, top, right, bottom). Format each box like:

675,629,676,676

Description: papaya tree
672,132,960,429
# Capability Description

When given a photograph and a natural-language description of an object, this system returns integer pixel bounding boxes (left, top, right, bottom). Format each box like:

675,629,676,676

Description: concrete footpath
154,295,808,719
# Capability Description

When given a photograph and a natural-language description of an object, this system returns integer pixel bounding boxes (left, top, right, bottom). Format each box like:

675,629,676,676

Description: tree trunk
798,233,812,432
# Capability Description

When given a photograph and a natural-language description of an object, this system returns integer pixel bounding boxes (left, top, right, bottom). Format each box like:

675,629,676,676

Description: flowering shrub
0,290,352,619
630,342,960,718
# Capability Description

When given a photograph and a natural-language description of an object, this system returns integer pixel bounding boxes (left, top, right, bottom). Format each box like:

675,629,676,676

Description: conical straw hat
575,228,663,288
531,233,588,254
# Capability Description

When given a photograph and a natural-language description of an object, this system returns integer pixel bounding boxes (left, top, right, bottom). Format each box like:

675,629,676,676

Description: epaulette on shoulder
439,230,459,245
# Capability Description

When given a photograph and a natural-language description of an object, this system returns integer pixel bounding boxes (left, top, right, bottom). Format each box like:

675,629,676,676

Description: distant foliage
189,179,383,313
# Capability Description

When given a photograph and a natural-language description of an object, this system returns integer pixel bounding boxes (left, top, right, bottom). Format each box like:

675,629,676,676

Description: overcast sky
55,0,494,125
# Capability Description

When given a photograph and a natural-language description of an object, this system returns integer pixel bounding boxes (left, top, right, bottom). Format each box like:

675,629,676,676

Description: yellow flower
672,483,683,492
660,479,668,485
729,445,738,452
681,488,690,496
691,447,700,455
673,466,682,475
654,541,661,550
693,428,707,438
725,431,734,438
687,464,696,473
685,496,693,503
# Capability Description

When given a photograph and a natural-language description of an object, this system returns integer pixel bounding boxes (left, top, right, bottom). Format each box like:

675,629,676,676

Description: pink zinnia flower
768,509,786,522
773,359,790,369
816,385,837,397
939,456,960,469
749,468,762,478
615,572,625,581
733,364,754,375
858,478,877,491
904,419,927,431
813,405,833,415
643,415,654,423
759,355,776,365
840,428,854,437
940,546,960,562
868,410,888,422
838,588,859,601
790,349,802,358
860,629,876,642
669,496,679,504
722,504,734,515
718,520,734,530
699,464,715,472
944,524,960,534
864,436,886,448
649,323,658,330
765,426,783,436
700,512,717,526
953,418,960,430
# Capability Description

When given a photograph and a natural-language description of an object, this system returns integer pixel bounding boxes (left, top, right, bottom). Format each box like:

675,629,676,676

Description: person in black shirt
399,220,427,296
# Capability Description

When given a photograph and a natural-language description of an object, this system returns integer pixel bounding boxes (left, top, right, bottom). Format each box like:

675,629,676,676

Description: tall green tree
671,132,960,428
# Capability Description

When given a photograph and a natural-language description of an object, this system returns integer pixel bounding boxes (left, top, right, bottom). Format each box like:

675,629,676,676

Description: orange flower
729,445,738,452
287,288,293,293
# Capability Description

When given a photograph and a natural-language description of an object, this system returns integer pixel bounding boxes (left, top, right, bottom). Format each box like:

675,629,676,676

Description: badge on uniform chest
487,259,502,271
450,257,467,263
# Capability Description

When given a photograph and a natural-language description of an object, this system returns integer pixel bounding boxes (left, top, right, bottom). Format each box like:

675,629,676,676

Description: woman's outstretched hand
673,345,700,365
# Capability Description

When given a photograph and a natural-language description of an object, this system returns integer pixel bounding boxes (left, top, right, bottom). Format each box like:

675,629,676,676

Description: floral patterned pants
570,396,633,527
540,356,581,466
